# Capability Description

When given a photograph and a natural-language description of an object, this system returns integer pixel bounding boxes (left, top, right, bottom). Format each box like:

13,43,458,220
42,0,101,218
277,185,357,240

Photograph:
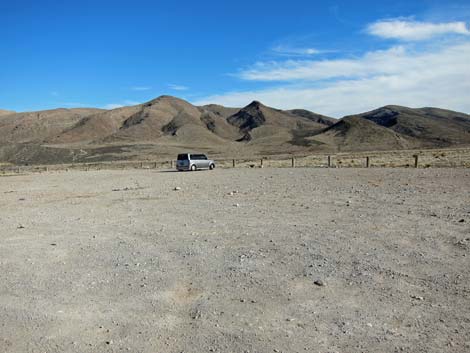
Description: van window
177,154,188,160
190,154,207,160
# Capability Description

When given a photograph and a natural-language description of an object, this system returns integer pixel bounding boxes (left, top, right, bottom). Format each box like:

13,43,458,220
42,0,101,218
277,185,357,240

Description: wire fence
1,148,469,175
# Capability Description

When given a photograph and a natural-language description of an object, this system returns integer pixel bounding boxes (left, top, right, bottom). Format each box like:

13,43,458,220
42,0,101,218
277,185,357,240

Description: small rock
173,187,181,191
458,219,465,223
314,279,325,287
234,203,240,207
411,295,424,301
106,340,113,345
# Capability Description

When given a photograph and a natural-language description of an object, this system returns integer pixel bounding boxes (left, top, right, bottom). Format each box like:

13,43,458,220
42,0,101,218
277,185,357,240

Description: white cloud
103,100,141,110
103,103,124,109
272,45,322,56
367,19,470,41
168,84,189,91
238,46,412,81
193,42,470,117
131,86,152,91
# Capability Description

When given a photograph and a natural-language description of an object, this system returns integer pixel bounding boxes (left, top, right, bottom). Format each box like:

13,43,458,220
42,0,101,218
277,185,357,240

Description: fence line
1,148,469,175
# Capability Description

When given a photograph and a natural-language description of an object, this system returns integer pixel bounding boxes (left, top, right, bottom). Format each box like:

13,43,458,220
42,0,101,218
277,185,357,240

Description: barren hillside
0,109,15,116
1,97,469,165
353,105,470,147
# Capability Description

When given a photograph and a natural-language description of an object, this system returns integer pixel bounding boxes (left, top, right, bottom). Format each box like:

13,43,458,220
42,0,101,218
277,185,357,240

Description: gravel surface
1,168,469,353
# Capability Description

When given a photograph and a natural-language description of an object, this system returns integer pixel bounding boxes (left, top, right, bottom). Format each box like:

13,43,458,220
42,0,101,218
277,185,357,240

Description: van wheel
190,164,197,171
209,163,215,170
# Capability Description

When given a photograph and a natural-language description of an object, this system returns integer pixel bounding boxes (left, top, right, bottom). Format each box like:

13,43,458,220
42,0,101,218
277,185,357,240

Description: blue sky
1,0,469,116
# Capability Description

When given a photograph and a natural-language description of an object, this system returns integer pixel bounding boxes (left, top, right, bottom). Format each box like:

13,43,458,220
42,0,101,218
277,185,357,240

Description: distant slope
226,101,331,143
0,108,102,144
53,96,238,146
0,109,15,116
285,109,337,126
354,105,470,147
200,104,240,118
308,116,417,152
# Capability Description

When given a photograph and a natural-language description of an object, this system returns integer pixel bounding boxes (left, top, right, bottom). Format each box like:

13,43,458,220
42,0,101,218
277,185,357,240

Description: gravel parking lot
1,168,469,353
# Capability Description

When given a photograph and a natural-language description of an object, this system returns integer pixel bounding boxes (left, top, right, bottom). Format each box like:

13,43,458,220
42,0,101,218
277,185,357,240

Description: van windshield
177,154,188,160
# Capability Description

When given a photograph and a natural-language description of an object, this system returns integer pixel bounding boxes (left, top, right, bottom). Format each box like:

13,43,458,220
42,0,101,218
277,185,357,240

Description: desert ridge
1,95,469,164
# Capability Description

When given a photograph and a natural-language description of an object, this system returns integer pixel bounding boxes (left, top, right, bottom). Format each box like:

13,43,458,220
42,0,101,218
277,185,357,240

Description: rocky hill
0,96,469,164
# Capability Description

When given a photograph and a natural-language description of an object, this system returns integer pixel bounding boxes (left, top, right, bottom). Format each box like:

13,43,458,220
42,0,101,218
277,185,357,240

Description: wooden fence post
154,162,157,169
414,154,419,168
232,159,236,168
291,157,295,168
170,160,173,168
366,156,370,168
260,159,263,168
328,155,331,168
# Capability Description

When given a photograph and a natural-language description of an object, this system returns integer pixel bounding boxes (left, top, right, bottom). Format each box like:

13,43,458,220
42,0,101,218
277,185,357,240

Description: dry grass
1,147,469,176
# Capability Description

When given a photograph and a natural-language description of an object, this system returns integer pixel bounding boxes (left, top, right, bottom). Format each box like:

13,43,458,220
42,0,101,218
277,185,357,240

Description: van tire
190,165,197,171
209,163,215,170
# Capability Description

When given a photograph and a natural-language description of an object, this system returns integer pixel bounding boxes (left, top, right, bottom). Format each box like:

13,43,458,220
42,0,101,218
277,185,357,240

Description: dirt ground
0,168,469,353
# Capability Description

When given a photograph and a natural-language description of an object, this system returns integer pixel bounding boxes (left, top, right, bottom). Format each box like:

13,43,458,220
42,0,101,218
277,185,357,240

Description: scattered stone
314,279,325,287
106,340,113,345
17,225,25,229
174,187,181,191
411,295,424,301
234,203,240,207
50,243,57,246
458,219,465,223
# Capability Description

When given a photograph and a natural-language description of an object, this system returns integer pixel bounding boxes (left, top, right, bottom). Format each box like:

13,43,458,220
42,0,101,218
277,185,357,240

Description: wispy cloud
168,84,189,91
103,103,124,109
103,100,141,110
194,41,470,117
366,19,470,41
58,102,88,107
237,46,408,81
130,86,152,91
272,45,322,57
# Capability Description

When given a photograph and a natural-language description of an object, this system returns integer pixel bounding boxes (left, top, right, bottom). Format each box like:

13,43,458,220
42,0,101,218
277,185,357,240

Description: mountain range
1,96,469,165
